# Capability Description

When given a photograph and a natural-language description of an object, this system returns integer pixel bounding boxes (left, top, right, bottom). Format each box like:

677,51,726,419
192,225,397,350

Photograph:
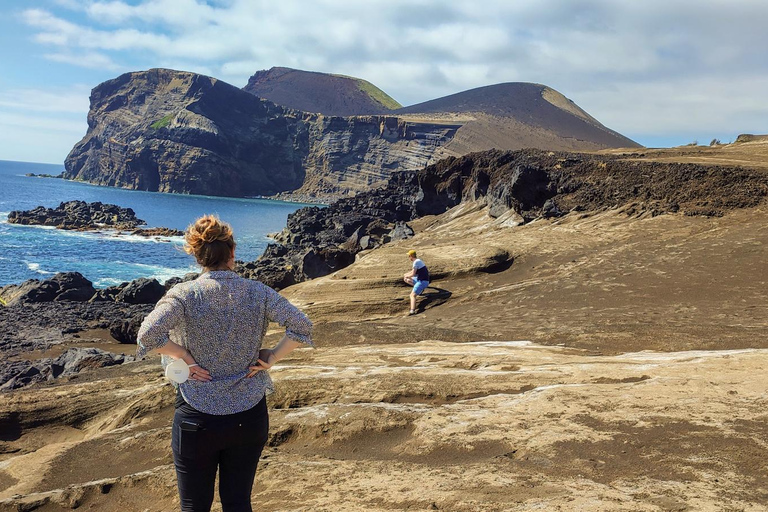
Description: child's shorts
412,279,429,295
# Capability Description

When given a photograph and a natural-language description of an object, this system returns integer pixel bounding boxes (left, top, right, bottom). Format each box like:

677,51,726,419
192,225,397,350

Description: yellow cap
407,250,417,257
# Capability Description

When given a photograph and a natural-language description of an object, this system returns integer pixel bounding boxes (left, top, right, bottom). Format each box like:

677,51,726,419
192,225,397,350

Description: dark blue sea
0,160,310,288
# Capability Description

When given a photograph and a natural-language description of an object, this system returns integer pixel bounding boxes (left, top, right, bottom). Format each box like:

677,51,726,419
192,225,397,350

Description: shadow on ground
417,286,452,313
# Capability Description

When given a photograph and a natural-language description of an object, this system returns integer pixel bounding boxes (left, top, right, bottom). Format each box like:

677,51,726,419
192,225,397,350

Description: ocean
0,160,310,288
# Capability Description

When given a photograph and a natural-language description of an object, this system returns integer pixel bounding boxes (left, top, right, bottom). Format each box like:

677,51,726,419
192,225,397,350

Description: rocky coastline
25,172,63,179
8,200,144,230
0,271,190,390
7,200,183,236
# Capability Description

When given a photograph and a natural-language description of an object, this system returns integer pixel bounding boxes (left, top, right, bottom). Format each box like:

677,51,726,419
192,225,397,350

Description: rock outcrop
8,201,183,238
297,115,461,196
0,348,132,391
735,133,768,143
0,273,96,306
0,274,171,308
8,200,144,230
113,278,166,304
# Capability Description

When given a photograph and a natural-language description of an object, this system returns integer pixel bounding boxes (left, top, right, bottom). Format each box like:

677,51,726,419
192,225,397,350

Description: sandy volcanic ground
606,137,768,170
3,145,768,511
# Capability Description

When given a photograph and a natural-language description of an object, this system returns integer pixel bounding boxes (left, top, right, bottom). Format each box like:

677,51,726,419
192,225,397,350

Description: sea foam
23,260,54,276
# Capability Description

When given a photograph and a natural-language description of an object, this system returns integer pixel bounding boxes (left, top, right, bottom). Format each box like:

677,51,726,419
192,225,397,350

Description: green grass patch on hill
330,73,402,110
355,79,402,110
150,113,174,130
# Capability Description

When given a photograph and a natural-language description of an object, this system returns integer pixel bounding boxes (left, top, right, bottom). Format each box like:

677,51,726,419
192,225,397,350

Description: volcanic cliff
64,69,460,198
65,68,640,199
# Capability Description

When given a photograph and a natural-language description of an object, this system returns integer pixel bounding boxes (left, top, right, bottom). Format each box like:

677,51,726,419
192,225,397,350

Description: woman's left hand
247,349,275,378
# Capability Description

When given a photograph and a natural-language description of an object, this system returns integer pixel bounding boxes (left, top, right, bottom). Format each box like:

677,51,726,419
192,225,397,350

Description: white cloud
23,8,172,52
0,85,92,114
86,0,218,28
14,0,768,152
44,51,120,70
50,0,84,9
570,74,768,138
0,110,86,133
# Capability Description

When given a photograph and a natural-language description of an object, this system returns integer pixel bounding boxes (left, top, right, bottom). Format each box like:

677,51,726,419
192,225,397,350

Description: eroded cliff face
64,69,460,198
299,115,460,196
64,69,307,197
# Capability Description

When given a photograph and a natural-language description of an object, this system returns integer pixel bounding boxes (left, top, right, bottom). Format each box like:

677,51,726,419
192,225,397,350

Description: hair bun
201,223,223,243
184,215,236,267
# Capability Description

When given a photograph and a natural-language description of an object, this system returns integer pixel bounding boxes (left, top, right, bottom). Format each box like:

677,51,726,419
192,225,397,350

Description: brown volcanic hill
243,67,402,116
396,83,641,155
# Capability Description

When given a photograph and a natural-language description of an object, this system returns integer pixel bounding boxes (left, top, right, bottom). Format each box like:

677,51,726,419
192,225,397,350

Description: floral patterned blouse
137,270,313,415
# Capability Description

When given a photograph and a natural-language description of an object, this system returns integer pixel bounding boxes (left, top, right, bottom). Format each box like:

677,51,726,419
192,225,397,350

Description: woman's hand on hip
247,349,276,377
188,362,212,382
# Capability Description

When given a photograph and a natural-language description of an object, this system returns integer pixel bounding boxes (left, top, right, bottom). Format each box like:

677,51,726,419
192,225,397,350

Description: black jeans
172,395,269,512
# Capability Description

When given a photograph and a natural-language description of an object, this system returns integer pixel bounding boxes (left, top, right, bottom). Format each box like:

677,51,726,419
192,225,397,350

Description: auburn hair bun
184,215,236,268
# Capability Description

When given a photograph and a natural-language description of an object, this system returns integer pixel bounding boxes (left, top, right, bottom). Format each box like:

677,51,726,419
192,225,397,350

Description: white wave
57,229,184,244
23,260,54,275
93,262,197,288
1,223,182,243
93,277,126,288
147,266,198,284
103,231,185,244
4,222,57,230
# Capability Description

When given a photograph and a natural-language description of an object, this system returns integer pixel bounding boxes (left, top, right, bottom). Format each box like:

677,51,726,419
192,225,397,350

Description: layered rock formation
296,115,460,196
65,68,640,199
64,69,458,198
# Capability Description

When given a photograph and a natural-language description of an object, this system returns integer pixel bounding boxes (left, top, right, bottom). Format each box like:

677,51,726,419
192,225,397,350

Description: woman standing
137,215,312,512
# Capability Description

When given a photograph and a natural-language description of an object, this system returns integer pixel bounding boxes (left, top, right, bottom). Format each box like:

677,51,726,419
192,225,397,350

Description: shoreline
22,172,333,206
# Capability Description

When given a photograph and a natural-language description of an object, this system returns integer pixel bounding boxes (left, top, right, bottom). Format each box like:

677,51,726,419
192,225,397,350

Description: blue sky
1,0,766,164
